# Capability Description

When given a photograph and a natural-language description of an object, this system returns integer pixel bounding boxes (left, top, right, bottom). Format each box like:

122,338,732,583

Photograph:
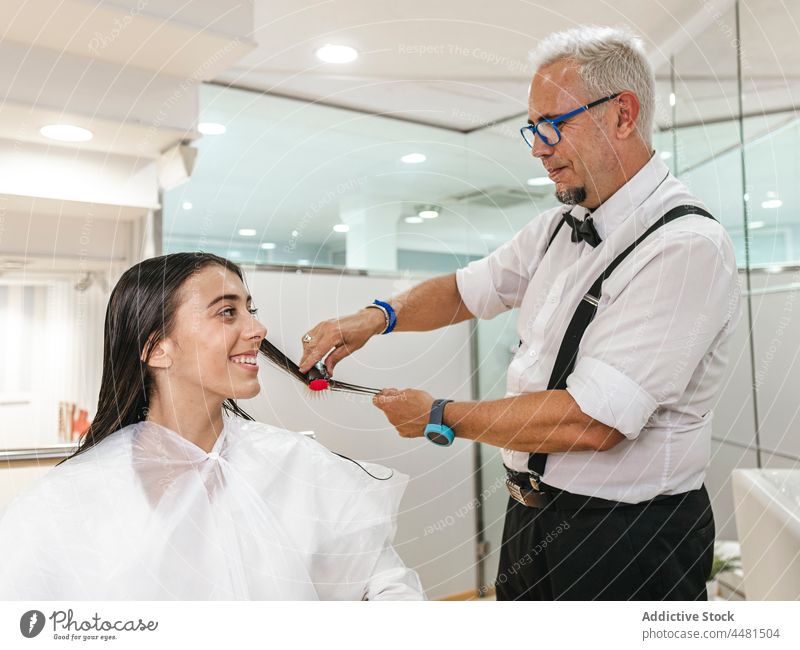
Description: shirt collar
569,152,669,241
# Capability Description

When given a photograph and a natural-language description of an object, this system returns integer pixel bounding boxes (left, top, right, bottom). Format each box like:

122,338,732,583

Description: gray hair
529,26,655,145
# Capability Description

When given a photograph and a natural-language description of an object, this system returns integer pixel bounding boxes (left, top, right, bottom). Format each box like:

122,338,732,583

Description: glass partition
738,0,800,484
163,84,500,275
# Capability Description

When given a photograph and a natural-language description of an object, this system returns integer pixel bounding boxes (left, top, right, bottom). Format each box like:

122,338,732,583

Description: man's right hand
297,307,388,375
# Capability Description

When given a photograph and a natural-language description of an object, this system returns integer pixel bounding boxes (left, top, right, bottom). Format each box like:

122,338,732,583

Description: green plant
709,554,741,580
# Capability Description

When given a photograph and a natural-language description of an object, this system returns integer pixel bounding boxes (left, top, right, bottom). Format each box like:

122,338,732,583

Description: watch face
427,430,450,446
425,425,454,446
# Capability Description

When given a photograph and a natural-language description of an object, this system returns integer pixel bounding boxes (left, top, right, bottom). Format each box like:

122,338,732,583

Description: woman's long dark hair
63,252,254,462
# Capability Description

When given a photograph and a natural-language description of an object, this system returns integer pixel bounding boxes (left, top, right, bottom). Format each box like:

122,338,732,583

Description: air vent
444,185,544,209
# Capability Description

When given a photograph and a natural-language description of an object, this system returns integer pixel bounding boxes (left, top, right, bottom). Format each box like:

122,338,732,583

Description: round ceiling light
40,124,93,142
401,153,427,164
316,44,358,63
198,122,226,135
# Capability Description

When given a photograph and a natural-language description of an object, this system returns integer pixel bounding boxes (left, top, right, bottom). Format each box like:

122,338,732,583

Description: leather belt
504,468,686,510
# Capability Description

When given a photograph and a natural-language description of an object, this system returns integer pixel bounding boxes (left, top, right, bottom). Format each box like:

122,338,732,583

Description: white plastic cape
0,415,424,600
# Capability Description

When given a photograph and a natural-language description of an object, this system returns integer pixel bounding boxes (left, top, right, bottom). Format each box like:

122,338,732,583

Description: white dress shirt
456,153,741,503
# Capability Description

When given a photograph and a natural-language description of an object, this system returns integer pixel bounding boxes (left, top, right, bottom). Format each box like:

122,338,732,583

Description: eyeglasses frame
520,92,622,148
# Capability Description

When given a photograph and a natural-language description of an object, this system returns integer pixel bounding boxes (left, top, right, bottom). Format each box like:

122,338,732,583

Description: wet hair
64,252,254,461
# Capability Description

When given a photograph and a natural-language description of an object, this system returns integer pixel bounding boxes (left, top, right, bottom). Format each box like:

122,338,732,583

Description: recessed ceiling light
229,251,241,258
182,201,193,210
239,228,257,237
333,224,350,233
766,190,778,198
40,124,93,142
401,153,426,164
669,92,676,107
404,216,424,224
527,176,554,186
659,151,672,160
761,199,783,209
198,122,226,135
418,209,439,219
260,242,276,250
315,44,358,64
291,230,299,237
297,259,310,265
1,260,26,270
748,220,765,230
766,265,785,273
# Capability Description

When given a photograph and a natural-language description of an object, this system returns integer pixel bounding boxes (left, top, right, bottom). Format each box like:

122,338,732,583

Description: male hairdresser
298,26,740,600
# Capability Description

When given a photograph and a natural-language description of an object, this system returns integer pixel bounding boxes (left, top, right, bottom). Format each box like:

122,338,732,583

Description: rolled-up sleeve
566,356,658,439
455,213,556,320
566,226,741,440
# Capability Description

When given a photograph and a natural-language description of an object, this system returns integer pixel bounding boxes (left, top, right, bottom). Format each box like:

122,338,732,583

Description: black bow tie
564,213,602,247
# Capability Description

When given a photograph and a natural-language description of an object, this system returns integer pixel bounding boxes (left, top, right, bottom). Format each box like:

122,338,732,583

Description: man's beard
555,186,587,205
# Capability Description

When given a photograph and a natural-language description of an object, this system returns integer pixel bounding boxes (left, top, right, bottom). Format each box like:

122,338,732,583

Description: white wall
0,140,158,210
239,267,479,598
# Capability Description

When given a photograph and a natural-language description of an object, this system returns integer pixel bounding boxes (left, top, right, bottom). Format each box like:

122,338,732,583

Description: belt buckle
506,478,525,504
506,477,547,508
529,473,541,491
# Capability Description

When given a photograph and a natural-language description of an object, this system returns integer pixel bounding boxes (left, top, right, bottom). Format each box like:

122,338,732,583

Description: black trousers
495,484,715,600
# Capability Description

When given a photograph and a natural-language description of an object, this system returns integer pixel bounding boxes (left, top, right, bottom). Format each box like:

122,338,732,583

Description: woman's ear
141,334,173,369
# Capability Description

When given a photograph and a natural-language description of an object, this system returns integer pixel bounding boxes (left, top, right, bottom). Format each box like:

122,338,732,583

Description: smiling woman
0,253,423,601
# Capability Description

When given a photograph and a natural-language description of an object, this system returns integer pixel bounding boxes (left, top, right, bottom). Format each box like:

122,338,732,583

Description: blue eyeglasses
520,92,621,148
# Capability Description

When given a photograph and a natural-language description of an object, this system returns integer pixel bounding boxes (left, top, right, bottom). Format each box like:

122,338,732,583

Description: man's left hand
372,388,434,439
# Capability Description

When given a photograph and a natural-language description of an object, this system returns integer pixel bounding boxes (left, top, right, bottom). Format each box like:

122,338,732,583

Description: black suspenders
527,204,717,480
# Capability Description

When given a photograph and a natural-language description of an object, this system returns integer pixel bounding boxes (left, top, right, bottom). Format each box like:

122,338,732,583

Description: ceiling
0,0,254,160
213,0,800,133
216,0,712,131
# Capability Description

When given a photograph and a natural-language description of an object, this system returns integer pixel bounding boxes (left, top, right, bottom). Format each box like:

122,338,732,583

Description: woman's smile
229,352,259,372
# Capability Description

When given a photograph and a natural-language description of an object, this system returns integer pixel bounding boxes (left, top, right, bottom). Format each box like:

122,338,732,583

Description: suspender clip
582,293,600,307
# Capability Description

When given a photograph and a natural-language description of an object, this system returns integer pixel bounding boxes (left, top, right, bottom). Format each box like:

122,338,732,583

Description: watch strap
424,399,455,446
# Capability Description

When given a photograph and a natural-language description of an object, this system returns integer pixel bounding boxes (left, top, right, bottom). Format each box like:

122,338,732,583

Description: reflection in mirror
163,84,564,276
